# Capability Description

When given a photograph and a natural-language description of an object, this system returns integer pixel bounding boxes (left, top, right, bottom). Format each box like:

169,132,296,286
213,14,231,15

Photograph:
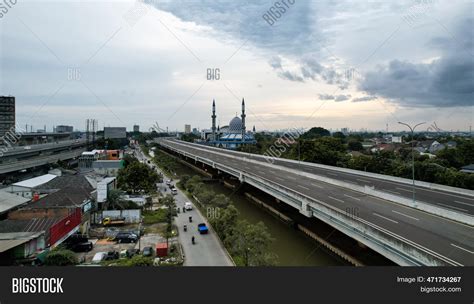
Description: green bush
44,249,78,266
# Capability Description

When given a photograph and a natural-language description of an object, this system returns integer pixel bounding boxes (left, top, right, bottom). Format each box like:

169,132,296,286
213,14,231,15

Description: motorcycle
192,236,195,245
189,216,193,223
184,225,187,232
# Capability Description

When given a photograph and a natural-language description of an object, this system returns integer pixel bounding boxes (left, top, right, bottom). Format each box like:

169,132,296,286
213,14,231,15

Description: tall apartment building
0,96,15,138
184,124,191,134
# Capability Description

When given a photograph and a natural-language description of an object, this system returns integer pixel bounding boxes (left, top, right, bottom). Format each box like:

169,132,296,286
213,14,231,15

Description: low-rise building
92,160,124,176
0,231,45,265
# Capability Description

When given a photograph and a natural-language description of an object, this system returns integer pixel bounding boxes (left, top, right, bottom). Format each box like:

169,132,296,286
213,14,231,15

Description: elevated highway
157,139,474,266
0,140,87,174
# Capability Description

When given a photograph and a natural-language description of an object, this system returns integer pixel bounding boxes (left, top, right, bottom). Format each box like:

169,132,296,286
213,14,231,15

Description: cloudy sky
0,0,472,133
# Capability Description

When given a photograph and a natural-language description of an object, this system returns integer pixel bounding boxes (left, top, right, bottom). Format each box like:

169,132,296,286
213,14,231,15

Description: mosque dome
228,116,242,133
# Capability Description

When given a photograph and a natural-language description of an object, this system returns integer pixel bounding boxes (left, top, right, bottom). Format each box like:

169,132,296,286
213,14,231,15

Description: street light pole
398,121,426,207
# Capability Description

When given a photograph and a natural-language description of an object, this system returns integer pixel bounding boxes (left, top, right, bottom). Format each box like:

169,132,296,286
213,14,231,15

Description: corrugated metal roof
0,232,44,253
0,191,30,214
13,174,57,188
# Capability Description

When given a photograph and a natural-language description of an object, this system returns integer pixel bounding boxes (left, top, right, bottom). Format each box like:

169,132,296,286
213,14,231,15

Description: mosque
200,99,256,149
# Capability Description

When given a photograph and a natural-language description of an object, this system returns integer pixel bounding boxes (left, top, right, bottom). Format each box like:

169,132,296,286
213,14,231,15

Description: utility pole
398,121,426,207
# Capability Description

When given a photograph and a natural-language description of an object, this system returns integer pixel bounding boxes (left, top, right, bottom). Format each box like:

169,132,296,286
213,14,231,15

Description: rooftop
0,191,30,215
12,174,57,188
0,232,44,253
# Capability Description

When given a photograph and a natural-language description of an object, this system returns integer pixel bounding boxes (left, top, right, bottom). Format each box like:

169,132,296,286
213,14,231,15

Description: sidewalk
136,146,234,266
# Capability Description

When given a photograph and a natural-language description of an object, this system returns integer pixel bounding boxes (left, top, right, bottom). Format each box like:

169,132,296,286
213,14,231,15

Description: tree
185,176,203,193
348,140,363,151
209,205,239,244
210,194,231,208
332,132,346,140
117,161,159,194
233,221,277,266
300,127,330,139
44,248,78,266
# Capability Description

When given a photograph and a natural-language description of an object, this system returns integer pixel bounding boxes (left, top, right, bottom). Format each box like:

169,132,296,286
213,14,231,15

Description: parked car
92,252,107,264
115,232,138,243
171,188,178,195
142,246,153,257
165,180,171,185
23,146,31,150
184,202,193,210
104,251,119,260
126,248,140,258
69,241,93,252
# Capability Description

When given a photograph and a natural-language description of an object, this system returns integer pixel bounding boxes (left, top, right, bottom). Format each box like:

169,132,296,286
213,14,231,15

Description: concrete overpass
0,140,87,174
157,138,474,266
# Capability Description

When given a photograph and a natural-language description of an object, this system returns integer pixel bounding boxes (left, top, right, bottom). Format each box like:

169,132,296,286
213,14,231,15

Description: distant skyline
0,0,472,133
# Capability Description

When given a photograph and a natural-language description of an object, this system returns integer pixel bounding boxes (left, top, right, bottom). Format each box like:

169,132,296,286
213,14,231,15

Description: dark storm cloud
359,18,474,107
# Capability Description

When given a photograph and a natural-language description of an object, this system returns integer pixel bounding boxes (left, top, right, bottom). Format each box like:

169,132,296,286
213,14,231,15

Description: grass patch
143,209,167,225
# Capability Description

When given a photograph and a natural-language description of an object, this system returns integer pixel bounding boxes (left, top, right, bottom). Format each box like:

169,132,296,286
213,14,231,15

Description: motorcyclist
192,236,195,244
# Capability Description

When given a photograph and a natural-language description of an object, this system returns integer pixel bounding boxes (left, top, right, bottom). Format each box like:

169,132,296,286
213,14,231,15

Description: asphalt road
159,139,474,266
165,140,474,215
135,147,233,266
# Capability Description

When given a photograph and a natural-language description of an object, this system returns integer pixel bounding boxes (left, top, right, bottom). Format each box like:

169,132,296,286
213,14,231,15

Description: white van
184,202,193,210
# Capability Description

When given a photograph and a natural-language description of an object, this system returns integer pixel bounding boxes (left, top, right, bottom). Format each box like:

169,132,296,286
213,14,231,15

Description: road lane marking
297,185,310,190
287,176,296,180
343,179,357,185
275,177,285,181
328,196,345,203
437,203,468,212
269,170,277,174
328,173,338,177
392,210,419,221
258,171,266,175
311,183,323,189
343,194,361,201
450,244,474,254
396,187,413,193
356,178,372,183
383,189,400,195
453,200,474,207
372,213,399,224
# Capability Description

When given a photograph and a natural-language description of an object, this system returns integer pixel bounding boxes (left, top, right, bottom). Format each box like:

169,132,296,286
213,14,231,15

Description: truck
102,217,126,226
197,223,209,234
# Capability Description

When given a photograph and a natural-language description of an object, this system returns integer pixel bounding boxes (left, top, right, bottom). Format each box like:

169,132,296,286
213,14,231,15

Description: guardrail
159,141,462,266
163,140,474,226
167,139,474,198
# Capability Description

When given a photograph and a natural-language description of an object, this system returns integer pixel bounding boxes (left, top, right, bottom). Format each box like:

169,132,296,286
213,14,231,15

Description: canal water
170,160,344,266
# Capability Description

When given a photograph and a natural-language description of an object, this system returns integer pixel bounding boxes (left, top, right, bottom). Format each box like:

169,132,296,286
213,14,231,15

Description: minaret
211,99,216,141
241,98,246,142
